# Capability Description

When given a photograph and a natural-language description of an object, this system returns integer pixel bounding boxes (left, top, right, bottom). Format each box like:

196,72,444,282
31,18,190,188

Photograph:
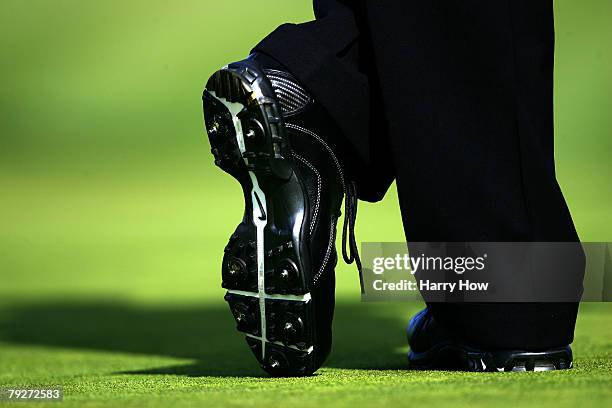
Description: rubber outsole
203,62,318,376
408,344,573,372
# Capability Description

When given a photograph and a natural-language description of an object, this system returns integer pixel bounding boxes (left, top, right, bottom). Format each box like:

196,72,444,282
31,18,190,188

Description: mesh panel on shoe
264,69,312,115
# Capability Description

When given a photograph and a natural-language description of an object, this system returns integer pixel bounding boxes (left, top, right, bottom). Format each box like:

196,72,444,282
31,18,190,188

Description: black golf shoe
202,55,360,376
407,308,573,372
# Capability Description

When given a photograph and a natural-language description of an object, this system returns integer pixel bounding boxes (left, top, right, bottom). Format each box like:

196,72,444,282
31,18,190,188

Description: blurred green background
0,1,611,407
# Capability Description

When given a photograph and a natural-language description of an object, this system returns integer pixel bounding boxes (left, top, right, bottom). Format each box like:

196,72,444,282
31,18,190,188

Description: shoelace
341,181,365,293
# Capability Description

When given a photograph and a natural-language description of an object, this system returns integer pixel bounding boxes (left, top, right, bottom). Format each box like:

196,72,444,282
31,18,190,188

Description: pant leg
254,0,582,350
363,0,581,349
252,1,395,202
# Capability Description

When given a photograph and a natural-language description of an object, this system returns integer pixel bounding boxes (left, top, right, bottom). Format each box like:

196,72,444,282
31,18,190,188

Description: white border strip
226,289,311,302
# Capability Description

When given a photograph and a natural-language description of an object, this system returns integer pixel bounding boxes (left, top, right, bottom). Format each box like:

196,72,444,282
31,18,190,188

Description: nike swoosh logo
253,191,267,221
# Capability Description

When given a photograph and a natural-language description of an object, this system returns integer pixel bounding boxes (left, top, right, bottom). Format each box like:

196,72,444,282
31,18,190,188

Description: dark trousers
254,0,581,350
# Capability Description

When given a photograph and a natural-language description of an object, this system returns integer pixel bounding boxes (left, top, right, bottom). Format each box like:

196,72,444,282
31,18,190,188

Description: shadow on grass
0,300,421,377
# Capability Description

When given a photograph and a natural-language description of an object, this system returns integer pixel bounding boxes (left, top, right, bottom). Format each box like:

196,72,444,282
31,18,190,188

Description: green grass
1,300,611,407
1,0,611,407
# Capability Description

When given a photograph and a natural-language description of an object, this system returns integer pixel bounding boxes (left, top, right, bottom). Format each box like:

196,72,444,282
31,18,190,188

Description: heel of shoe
204,62,292,180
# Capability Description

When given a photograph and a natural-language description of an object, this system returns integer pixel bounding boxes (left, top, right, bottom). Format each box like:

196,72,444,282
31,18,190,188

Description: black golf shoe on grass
202,55,359,376
407,308,573,372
